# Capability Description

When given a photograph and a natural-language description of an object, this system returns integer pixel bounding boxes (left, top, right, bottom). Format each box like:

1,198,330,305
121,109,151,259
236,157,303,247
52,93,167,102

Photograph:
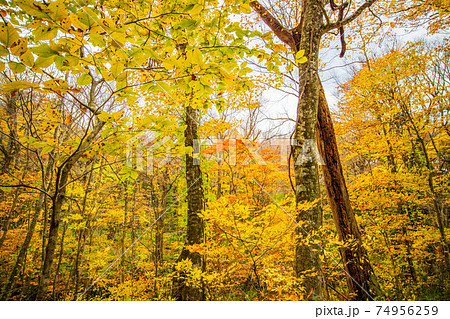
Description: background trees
335,42,450,298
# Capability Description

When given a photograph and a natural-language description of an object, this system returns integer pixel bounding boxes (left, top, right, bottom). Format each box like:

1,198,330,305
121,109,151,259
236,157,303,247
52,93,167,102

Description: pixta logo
126,131,172,174
126,132,325,174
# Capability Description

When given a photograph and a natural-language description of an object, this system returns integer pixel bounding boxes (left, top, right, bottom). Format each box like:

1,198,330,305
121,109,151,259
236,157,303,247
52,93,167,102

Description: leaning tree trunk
316,83,378,300
172,105,205,301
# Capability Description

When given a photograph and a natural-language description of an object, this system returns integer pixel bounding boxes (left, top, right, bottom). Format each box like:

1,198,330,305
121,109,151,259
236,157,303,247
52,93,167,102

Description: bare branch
322,0,378,34
250,1,296,51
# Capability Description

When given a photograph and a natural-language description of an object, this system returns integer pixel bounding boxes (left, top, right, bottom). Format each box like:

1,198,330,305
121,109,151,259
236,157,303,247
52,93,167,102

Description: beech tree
249,0,380,300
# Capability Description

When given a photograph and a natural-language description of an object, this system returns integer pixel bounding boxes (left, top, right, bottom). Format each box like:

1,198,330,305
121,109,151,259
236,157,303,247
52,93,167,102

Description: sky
254,14,435,139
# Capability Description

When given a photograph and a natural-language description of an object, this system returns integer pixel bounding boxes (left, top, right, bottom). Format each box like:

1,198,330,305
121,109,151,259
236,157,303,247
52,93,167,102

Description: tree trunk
121,182,128,285
172,105,205,301
36,180,66,300
52,222,67,300
155,174,167,266
291,1,324,301
316,83,378,300
1,94,19,173
73,165,93,300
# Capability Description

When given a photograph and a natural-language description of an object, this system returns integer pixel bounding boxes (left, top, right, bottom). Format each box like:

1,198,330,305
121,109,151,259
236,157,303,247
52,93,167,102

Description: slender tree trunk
52,222,67,300
73,165,93,300
1,94,19,173
36,182,66,300
172,105,205,301
155,175,167,266
121,182,128,285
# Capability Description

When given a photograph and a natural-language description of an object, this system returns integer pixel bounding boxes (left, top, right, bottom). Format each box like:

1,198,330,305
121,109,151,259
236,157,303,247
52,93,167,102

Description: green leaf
33,25,58,41
78,7,98,28
89,33,106,47
47,0,67,22
9,61,26,73
34,56,54,68
77,73,93,86
53,55,66,69
31,43,59,58
63,55,79,67
110,61,125,77
178,19,198,30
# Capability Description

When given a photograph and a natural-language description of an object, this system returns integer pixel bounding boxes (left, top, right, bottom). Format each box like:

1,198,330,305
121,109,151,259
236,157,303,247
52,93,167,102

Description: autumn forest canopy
0,0,449,301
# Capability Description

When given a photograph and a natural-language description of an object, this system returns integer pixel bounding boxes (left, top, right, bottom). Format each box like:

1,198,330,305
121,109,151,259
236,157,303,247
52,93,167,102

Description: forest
0,0,449,301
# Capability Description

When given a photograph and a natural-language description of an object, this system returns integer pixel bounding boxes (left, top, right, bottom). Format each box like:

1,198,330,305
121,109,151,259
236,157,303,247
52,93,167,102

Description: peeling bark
316,83,378,300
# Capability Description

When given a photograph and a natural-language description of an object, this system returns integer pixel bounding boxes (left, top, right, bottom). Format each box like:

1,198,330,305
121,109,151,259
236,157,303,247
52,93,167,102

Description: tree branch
250,1,296,51
0,184,53,200
322,0,378,33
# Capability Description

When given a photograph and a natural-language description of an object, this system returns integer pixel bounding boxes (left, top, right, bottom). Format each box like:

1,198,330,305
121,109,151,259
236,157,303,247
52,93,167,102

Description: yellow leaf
295,50,306,63
0,24,19,48
1,80,39,93
20,50,34,67
33,25,58,41
48,0,67,22
110,61,125,77
0,45,8,56
10,38,28,56
190,4,203,16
